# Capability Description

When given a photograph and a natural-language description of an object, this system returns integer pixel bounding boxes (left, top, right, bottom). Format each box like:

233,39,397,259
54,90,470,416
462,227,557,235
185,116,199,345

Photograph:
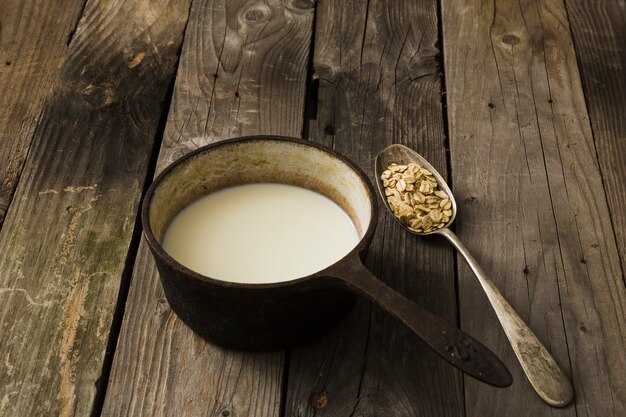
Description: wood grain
564,0,626,280
0,0,86,225
285,1,464,416
0,0,190,415
102,0,314,415
442,0,626,415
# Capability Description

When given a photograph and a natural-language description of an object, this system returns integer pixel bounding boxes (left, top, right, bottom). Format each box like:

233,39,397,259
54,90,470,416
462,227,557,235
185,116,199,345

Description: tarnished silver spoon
375,144,573,408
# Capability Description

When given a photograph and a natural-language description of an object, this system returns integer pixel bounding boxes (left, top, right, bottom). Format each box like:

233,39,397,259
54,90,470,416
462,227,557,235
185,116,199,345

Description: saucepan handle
326,255,512,388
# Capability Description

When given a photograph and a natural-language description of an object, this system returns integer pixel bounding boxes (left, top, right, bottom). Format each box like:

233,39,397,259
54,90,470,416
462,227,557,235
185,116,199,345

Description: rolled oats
381,162,454,233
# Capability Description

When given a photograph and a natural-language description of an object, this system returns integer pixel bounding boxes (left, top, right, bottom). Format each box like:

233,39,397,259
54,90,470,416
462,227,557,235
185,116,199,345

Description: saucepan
142,135,512,387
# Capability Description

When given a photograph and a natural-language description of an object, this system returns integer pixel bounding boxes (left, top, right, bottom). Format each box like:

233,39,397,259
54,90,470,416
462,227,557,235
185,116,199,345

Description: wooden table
1,0,624,415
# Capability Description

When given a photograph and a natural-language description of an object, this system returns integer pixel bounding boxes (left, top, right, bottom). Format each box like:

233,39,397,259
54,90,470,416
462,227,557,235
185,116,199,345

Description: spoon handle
329,255,512,388
437,227,573,407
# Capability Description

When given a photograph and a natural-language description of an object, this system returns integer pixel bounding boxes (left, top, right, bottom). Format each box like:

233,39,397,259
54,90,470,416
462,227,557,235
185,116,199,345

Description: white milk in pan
162,183,360,283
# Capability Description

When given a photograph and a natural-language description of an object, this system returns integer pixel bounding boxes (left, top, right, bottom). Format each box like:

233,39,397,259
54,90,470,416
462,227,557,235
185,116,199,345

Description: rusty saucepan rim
141,135,378,290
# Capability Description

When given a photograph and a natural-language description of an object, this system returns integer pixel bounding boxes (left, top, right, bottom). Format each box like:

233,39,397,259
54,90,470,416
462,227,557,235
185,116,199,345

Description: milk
162,183,359,283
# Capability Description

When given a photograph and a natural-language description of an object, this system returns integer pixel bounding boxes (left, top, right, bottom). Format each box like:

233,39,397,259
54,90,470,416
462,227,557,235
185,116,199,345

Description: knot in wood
81,83,118,109
501,34,520,46
310,392,328,409
287,0,315,10
463,196,477,205
407,55,439,81
156,298,170,315
313,63,339,83
243,4,271,24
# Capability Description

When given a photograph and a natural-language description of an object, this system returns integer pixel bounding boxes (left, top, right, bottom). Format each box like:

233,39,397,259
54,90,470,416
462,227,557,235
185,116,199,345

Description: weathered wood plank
442,0,626,415
0,1,190,415
285,1,464,416
565,0,626,280
0,0,86,224
102,0,314,415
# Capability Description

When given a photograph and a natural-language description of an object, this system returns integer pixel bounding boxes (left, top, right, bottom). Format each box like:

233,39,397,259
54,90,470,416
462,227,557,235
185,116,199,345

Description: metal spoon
375,144,573,407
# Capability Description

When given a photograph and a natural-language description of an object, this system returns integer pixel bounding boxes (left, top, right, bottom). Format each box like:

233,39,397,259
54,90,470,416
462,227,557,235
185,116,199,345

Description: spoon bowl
375,144,457,234
375,143,574,407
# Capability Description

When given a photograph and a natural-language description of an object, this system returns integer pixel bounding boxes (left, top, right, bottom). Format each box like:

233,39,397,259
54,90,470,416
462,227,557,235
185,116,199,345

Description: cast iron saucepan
142,135,512,387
